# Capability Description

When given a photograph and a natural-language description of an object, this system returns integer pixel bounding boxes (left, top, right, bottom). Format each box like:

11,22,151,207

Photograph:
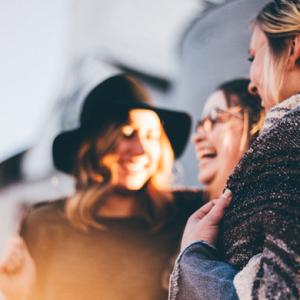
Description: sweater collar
261,93,300,134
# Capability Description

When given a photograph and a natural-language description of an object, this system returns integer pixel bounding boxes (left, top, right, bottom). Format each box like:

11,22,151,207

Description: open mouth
198,149,217,160
121,161,149,173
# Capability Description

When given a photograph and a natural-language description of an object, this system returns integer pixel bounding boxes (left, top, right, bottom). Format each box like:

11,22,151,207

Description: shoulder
229,106,300,183
225,105,300,221
258,105,300,147
284,104,300,120
21,199,67,236
20,199,69,257
28,199,65,222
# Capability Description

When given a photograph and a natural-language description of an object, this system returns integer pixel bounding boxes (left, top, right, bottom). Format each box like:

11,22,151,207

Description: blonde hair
254,0,300,102
65,119,175,231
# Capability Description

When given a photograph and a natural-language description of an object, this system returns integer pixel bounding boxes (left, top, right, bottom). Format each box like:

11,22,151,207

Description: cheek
149,143,161,166
209,125,231,149
250,60,262,86
114,140,130,160
216,124,244,159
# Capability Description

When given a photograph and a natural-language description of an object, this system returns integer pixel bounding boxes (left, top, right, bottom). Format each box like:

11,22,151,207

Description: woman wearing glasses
193,79,264,200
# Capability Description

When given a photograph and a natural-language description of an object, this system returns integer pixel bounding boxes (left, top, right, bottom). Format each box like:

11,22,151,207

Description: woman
170,1,300,299
0,74,202,300
193,79,263,200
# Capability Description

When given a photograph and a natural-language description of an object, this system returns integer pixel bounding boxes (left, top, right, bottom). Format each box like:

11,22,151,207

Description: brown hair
65,117,175,231
217,78,265,150
254,0,300,101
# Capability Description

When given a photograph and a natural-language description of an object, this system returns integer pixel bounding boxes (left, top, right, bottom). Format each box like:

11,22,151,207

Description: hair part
254,0,300,101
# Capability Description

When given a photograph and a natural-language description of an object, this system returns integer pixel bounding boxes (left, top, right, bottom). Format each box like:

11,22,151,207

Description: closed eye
248,55,254,63
146,131,160,140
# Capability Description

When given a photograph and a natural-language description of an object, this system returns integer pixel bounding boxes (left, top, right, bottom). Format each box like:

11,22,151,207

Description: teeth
122,163,147,172
199,150,217,159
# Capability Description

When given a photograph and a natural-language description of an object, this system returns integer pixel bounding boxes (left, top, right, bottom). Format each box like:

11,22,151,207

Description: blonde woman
170,1,300,299
0,74,203,300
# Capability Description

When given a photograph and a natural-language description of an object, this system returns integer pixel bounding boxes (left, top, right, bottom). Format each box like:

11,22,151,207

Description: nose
131,135,146,156
248,81,258,96
193,127,207,145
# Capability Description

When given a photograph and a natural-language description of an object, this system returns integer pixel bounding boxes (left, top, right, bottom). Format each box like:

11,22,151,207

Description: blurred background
0,0,269,247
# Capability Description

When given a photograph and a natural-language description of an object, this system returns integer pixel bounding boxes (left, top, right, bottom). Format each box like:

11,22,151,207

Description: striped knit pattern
261,93,300,133
220,95,300,299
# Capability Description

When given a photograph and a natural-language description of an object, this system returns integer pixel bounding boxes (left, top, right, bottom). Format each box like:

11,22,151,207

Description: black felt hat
53,74,192,173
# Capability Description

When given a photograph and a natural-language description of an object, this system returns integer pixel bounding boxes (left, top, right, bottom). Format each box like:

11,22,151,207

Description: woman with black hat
0,74,203,300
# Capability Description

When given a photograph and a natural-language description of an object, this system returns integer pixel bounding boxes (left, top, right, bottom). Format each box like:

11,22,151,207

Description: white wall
0,0,70,162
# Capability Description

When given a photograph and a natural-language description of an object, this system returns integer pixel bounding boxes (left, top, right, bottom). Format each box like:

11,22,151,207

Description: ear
289,35,300,68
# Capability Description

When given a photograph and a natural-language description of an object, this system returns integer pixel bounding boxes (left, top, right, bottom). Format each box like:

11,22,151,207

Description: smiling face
193,90,246,199
248,26,277,111
112,109,162,190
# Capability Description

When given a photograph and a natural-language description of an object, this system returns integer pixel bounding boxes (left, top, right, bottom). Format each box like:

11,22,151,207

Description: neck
206,183,223,200
280,70,300,102
97,188,141,218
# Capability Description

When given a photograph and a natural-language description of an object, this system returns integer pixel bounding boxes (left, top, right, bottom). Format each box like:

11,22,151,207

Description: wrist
180,240,217,256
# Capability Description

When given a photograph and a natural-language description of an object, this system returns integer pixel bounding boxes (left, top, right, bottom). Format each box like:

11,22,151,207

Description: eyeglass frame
195,106,244,133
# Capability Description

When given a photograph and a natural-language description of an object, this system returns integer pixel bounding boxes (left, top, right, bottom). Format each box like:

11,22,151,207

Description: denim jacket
169,241,239,300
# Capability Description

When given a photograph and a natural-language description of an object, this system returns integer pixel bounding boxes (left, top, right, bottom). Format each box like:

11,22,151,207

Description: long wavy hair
65,116,175,231
254,0,300,102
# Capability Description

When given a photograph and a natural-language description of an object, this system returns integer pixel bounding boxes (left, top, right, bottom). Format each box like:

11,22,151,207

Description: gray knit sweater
220,94,300,299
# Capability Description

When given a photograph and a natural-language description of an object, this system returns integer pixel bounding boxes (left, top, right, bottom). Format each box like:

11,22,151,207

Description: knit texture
220,95,300,299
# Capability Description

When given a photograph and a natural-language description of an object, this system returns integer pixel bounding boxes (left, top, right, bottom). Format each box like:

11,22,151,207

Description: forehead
128,108,161,129
249,26,267,51
202,90,227,117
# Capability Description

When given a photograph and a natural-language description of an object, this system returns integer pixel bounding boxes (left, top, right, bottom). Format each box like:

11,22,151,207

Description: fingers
204,189,232,225
219,189,232,207
190,189,232,221
190,201,215,220
0,236,26,274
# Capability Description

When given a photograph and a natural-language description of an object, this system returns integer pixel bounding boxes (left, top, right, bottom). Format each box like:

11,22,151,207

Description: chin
198,171,214,187
122,178,148,191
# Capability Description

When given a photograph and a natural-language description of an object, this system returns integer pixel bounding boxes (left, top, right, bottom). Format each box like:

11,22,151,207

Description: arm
169,241,238,300
169,190,239,300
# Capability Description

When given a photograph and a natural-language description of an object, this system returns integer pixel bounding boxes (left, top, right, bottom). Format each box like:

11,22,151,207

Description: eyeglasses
195,107,244,133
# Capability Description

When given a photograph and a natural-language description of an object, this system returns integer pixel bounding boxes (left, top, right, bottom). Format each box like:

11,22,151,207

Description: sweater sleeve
251,220,300,299
169,241,239,300
233,228,300,300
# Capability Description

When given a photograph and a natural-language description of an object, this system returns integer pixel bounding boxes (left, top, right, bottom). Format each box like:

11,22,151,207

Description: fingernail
223,189,232,197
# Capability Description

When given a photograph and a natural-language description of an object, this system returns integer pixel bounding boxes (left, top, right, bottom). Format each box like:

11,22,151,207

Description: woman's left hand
181,189,232,251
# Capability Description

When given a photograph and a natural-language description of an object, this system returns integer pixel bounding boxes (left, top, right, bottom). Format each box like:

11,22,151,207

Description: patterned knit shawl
220,94,300,299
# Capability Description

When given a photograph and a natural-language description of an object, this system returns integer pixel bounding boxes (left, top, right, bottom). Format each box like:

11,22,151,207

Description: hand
0,236,36,300
181,189,232,251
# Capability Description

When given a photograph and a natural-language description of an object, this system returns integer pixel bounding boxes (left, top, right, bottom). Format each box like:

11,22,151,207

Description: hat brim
53,102,191,173
52,129,83,174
